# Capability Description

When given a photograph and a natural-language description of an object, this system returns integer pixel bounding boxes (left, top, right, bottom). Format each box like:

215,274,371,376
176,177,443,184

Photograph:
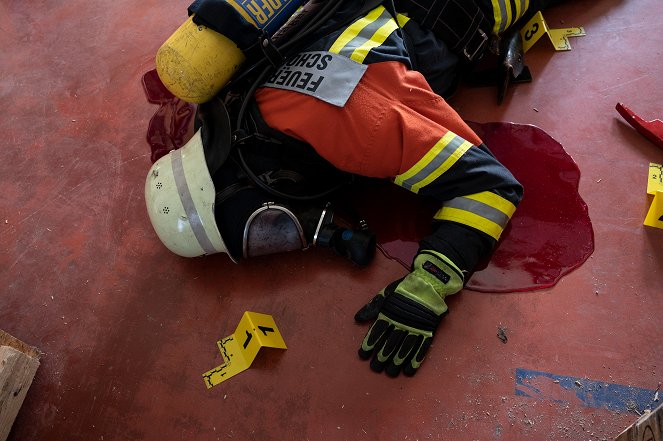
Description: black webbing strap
187,0,260,51
395,0,491,62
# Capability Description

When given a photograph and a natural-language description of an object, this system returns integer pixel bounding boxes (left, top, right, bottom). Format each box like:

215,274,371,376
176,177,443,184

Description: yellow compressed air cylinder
156,16,246,104
156,0,305,104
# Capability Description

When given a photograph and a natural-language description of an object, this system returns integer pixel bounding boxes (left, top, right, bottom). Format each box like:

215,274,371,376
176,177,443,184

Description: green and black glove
355,250,464,377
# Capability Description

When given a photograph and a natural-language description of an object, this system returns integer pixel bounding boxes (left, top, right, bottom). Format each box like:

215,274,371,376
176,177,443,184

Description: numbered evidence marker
520,11,586,53
202,311,287,388
644,163,663,229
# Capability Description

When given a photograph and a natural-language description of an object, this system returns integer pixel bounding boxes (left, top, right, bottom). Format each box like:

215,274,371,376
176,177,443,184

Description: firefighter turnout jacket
253,2,525,273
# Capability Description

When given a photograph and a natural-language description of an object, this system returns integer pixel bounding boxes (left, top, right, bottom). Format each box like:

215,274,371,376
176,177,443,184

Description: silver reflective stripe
444,196,511,229
171,149,218,255
492,0,529,35
494,0,509,34
261,51,367,107
399,135,465,192
336,8,394,58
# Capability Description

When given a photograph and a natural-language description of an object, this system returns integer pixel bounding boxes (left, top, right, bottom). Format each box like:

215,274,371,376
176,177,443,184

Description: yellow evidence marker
202,311,287,388
647,163,663,195
644,163,663,229
520,11,586,53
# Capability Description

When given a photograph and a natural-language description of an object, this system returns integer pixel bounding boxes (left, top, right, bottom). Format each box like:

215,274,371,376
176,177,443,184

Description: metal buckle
463,29,488,62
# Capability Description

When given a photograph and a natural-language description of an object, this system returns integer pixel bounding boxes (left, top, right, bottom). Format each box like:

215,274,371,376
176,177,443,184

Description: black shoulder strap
394,0,491,63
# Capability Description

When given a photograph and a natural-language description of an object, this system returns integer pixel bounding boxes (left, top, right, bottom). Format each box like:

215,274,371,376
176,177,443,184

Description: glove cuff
412,250,465,298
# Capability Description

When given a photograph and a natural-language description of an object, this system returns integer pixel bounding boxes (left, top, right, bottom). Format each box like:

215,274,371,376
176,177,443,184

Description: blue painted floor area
516,368,661,413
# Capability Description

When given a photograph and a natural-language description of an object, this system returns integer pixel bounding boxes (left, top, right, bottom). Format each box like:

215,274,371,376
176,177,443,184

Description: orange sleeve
254,61,482,178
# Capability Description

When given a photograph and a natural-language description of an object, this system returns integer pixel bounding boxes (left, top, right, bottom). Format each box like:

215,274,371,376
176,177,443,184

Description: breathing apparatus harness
208,0,388,203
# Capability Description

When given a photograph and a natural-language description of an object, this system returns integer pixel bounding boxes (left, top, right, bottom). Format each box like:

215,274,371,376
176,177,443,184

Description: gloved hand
355,250,464,377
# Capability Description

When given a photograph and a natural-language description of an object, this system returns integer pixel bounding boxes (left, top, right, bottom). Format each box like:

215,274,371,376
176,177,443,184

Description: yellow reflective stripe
491,0,503,34
513,0,522,23
434,207,504,240
465,191,517,218
514,0,530,24
439,194,513,233
395,132,473,194
493,0,530,33
350,19,399,63
328,6,386,54
396,13,410,27
504,0,513,29
395,132,456,187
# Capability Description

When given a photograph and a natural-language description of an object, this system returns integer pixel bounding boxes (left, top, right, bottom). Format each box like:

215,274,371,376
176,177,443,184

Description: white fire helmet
144,129,235,260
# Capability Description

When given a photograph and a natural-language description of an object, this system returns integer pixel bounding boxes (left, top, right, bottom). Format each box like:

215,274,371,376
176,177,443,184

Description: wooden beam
0,330,41,359
0,331,41,441
615,402,663,441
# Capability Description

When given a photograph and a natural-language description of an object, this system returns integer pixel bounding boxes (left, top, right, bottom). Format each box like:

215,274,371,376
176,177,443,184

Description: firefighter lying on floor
146,0,558,377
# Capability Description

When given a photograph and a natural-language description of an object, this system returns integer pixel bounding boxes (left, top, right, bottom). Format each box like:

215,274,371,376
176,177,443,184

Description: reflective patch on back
261,51,367,107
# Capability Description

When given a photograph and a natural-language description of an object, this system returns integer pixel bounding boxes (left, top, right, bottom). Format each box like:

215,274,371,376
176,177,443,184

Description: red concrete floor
1,0,662,440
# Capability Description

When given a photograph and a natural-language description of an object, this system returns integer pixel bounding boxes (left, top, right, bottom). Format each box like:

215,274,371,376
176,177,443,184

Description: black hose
235,145,347,202
229,0,351,201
